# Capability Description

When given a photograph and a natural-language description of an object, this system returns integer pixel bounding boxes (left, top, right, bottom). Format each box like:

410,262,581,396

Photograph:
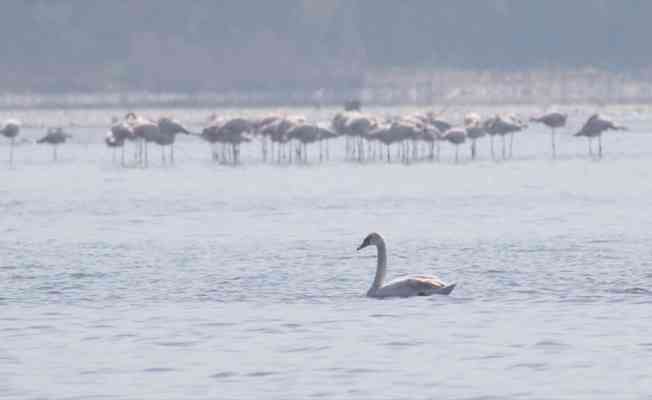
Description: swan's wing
377,275,451,297
385,275,446,289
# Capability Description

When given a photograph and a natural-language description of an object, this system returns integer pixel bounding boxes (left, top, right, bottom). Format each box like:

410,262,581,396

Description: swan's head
357,232,382,251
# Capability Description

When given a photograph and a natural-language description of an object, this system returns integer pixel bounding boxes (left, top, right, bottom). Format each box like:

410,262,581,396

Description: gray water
2,107,652,399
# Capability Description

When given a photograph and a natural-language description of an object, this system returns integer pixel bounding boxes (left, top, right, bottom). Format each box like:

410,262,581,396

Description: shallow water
2,107,652,399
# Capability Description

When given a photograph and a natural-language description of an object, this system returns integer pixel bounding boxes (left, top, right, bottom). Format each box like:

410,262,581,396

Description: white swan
357,232,456,298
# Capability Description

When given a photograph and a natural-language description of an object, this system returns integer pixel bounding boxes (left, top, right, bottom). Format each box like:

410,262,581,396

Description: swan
357,232,456,298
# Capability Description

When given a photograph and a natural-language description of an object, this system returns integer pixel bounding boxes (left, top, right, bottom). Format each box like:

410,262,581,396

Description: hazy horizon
3,1,652,95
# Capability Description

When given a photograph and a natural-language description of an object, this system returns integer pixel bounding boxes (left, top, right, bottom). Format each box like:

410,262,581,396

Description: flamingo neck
367,240,387,296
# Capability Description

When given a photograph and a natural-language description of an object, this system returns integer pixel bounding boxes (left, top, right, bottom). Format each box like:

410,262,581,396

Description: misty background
4,0,652,106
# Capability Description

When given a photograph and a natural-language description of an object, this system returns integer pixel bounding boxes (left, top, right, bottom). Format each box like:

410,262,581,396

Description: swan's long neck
368,240,387,296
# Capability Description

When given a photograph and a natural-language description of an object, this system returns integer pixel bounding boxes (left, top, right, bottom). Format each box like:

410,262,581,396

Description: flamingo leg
139,139,144,166
326,140,330,161
9,137,14,167
403,141,407,164
412,140,418,161
509,132,514,159
298,142,302,163
490,136,495,160
551,128,557,159
403,142,406,163
294,142,299,164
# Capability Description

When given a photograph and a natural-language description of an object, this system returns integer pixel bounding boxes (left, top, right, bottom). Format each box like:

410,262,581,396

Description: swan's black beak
357,235,371,251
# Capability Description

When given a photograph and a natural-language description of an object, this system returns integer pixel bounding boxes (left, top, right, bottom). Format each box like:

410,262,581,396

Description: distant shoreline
0,94,650,111
2,68,651,109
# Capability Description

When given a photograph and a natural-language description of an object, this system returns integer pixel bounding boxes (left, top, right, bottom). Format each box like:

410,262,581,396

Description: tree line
1,1,651,92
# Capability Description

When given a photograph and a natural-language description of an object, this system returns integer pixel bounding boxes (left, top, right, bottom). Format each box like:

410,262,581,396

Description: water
2,107,652,399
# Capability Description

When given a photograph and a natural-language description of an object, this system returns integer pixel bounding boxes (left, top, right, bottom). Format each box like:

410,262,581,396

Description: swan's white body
357,233,455,298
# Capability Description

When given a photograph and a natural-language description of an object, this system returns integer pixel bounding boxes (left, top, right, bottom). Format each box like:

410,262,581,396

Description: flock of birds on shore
1,108,628,167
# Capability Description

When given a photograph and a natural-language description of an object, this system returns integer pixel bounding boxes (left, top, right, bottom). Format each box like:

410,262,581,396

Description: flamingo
157,117,191,164
287,123,337,163
464,113,485,160
574,114,626,158
262,116,304,163
200,117,253,165
106,120,133,166
125,112,159,167
199,124,223,162
530,112,567,159
253,115,283,162
368,123,399,163
36,127,71,161
1,119,21,167
383,119,423,164
484,114,526,160
220,118,255,164
443,127,466,163
332,112,379,162
105,130,125,164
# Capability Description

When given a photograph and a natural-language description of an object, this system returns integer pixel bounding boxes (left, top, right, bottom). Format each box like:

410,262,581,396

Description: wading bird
530,112,567,159
443,127,466,163
157,117,192,164
574,114,626,158
464,113,485,160
36,127,71,161
1,119,21,167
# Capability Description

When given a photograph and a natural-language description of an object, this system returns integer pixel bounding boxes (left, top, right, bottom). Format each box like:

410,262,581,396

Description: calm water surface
2,107,652,399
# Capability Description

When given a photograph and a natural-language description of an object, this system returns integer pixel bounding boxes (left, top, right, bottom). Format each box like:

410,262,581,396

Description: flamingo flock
103,113,191,167
1,110,631,167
